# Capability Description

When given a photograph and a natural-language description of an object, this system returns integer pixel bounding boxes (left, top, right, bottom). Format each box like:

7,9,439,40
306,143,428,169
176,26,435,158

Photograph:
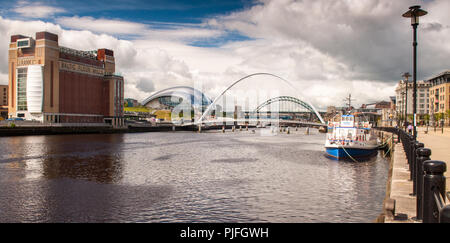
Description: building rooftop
59,46,97,59
426,70,450,81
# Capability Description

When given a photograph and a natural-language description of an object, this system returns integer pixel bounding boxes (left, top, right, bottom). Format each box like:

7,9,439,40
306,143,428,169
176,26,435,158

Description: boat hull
325,147,378,160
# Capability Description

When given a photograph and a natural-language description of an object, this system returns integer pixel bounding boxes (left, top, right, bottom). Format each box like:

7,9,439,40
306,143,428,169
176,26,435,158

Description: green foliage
124,106,150,113
9,123,15,128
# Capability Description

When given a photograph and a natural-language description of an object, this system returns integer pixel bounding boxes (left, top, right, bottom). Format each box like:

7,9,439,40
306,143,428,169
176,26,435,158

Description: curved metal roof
141,86,212,108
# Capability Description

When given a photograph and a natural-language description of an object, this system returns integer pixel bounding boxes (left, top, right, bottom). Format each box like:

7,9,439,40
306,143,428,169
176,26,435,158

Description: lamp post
401,91,406,130
403,5,427,140
402,72,410,131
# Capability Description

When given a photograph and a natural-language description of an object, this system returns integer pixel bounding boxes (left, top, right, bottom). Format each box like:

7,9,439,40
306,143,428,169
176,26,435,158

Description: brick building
8,31,124,126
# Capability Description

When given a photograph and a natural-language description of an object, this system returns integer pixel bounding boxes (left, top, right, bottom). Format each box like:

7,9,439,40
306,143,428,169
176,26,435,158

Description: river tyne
0,128,388,223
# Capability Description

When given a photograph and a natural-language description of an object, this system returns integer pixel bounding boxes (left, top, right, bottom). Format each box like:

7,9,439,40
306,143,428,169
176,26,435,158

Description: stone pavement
417,126,450,191
384,142,418,223
384,126,450,223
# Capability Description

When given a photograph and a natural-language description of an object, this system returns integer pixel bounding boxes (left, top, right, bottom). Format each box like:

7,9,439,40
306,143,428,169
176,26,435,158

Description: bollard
415,148,431,220
422,160,446,223
296,126,298,131
306,127,310,135
412,142,424,195
222,126,225,133
198,125,202,133
239,126,242,131
232,126,235,132
172,126,176,131
246,125,248,131
286,127,290,134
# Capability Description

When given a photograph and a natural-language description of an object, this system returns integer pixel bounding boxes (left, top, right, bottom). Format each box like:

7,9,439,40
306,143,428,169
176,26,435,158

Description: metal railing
376,127,450,223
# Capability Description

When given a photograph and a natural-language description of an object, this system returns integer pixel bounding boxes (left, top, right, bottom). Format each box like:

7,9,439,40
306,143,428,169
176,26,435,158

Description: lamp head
402,5,427,25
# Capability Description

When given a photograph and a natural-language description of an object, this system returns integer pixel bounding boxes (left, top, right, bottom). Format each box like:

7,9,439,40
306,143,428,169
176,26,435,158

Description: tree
424,114,430,126
446,110,450,126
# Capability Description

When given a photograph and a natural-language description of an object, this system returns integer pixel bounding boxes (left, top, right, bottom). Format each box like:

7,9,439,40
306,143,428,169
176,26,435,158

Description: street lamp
403,5,427,140
401,91,406,130
401,72,411,131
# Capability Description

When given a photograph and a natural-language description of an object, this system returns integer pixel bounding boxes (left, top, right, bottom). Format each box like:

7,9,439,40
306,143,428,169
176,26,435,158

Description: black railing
376,127,450,223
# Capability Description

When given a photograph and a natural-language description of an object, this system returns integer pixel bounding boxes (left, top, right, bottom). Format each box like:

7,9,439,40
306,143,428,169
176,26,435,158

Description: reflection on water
0,129,389,222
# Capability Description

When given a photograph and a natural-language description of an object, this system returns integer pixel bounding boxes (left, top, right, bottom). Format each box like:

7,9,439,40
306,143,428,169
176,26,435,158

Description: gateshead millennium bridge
141,73,325,127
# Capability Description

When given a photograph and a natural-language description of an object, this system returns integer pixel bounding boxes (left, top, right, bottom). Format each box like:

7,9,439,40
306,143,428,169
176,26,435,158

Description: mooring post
422,160,446,223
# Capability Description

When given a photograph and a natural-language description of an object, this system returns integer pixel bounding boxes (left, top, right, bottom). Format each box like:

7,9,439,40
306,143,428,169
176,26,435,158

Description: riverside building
0,84,7,119
7,31,124,126
395,79,430,121
427,70,450,116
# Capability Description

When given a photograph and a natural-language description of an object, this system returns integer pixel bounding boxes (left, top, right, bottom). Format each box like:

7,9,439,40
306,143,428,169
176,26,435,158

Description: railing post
440,205,450,223
412,142,424,195
408,139,414,179
422,160,446,223
415,148,431,220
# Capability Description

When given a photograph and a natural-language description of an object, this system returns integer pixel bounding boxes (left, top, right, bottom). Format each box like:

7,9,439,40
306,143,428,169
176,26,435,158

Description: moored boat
324,114,379,160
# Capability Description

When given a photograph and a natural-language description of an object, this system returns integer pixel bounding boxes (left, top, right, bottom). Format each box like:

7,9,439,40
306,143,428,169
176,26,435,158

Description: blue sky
0,0,448,108
1,0,256,46
2,0,255,22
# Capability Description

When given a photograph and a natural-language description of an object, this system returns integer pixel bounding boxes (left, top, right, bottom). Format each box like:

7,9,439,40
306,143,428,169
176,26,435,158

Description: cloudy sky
0,0,449,110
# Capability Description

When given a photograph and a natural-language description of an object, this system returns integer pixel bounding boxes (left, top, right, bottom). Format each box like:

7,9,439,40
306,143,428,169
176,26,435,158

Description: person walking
407,124,413,134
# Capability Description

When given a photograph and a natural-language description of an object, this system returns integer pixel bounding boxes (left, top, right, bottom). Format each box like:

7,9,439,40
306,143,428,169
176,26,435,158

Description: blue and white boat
325,114,379,160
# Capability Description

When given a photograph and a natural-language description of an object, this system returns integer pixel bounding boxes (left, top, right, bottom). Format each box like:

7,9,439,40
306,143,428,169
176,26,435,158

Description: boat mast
343,94,355,114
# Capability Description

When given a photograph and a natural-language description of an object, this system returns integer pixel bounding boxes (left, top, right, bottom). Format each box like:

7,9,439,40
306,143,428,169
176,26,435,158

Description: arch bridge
254,96,325,124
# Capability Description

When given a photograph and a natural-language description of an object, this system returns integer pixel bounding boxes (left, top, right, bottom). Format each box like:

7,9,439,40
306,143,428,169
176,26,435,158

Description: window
17,67,27,111
17,40,29,47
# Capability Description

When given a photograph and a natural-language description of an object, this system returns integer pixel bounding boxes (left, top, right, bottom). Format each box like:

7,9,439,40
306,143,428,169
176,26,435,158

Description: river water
0,128,389,223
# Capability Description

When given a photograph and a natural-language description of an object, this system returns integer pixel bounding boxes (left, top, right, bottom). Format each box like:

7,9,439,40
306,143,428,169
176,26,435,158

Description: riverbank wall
0,124,257,137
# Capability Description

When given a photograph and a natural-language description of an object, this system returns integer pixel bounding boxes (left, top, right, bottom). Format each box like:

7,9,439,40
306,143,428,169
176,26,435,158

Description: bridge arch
255,96,325,124
197,73,324,124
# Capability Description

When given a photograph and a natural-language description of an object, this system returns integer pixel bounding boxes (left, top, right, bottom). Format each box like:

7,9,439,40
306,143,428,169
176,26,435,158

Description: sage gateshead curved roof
141,86,212,111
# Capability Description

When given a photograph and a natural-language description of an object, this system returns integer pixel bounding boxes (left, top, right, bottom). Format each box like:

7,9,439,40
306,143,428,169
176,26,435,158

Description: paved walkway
385,126,450,223
416,126,450,191
385,143,418,223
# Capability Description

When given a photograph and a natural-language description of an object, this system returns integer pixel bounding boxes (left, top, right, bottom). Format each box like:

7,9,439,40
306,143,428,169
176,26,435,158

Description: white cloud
56,16,148,35
13,1,65,18
2,0,450,110
56,16,224,42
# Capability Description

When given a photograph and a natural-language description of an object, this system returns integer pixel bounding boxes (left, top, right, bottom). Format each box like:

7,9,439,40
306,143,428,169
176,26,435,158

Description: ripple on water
0,130,389,222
